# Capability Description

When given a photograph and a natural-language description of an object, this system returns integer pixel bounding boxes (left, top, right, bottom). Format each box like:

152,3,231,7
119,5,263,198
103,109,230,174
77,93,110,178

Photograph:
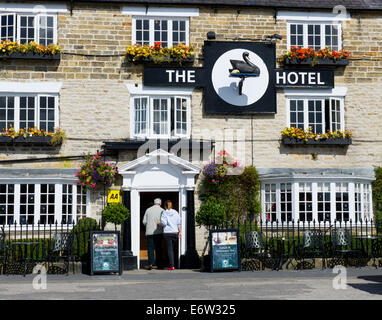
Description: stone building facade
0,0,381,269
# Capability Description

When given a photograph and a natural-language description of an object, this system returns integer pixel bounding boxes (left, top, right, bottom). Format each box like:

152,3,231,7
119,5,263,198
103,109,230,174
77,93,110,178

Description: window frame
287,20,342,51
0,12,57,44
132,16,190,47
0,93,59,132
261,179,373,224
130,94,191,139
0,179,90,227
286,95,345,133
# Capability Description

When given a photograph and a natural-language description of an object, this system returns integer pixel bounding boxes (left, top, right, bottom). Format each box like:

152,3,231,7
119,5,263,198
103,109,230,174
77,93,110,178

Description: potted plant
76,153,118,190
102,202,130,231
196,197,227,271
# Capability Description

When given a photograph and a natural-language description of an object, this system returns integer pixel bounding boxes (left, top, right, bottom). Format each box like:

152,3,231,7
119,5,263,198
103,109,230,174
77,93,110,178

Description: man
142,198,164,270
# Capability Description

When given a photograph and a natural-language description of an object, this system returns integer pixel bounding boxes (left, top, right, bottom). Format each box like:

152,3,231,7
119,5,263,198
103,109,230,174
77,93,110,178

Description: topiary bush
196,197,227,230
102,203,130,229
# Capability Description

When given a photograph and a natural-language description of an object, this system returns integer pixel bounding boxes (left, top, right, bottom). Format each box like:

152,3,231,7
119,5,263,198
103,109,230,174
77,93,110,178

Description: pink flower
75,172,78,176
212,179,215,183
91,183,96,189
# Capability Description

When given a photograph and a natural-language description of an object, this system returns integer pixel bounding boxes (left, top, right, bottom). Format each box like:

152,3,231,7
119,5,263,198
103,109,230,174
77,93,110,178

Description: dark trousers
164,233,178,268
147,234,163,267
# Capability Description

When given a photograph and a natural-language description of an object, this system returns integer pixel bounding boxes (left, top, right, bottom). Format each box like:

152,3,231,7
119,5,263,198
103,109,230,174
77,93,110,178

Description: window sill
282,58,349,67
0,52,61,60
0,136,62,146
282,138,352,146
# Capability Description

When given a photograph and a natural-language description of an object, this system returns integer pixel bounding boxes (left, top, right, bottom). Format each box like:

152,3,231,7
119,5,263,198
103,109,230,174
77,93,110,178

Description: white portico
118,149,201,269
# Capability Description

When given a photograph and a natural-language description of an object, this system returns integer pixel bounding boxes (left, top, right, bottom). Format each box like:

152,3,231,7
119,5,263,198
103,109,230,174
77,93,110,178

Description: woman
160,200,182,270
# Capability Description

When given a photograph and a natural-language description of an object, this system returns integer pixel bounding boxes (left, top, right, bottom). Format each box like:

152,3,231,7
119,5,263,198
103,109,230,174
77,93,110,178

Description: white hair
154,198,162,205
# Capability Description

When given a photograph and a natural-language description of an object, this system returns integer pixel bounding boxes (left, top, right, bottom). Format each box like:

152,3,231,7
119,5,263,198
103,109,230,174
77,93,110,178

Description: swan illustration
229,52,260,74
229,52,261,95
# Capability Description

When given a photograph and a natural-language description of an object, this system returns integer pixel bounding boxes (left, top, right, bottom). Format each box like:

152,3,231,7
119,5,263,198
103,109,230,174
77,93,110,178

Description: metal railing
214,218,382,269
0,219,100,274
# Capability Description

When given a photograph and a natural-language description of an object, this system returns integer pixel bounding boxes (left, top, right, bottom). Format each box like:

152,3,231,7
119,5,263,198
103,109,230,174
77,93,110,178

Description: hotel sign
143,41,334,115
144,68,334,88
275,69,334,88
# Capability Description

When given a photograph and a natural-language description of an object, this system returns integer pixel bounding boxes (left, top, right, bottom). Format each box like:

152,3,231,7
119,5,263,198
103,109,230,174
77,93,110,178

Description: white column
130,188,140,269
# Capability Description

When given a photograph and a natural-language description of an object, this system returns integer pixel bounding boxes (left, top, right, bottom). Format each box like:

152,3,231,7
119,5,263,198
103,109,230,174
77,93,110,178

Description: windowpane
135,19,150,46
20,184,35,225
19,96,35,129
299,183,313,222
62,184,73,224
40,184,55,224
280,183,292,222
264,183,277,222
289,23,304,48
172,19,187,45
324,24,339,51
308,100,323,134
39,15,55,46
134,97,148,135
0,14,15,41
330,98,342,132
19,15,35,44
307,24,321,51
289,99,304,129
153,19,168,47
0,96,15,130
174,97,187,136
0,184,15,224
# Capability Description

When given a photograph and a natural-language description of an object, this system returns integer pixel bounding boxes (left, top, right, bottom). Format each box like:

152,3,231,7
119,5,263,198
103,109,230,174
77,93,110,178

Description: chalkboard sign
90,231,122,275
209,229,241,272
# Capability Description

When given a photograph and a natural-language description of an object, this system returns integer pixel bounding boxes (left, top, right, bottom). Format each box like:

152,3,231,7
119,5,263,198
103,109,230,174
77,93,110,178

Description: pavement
0,267,381,300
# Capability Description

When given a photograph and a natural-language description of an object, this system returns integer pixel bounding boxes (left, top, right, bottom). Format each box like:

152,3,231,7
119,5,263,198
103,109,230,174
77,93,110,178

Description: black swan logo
229,52,260,95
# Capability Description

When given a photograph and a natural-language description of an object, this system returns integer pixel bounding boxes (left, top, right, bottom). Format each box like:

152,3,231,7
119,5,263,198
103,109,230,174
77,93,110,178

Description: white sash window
261,180,372,224
285,89,346,134
0,12,57,44
0,93,58,132
131,94,190,139
133,17,189,47
0,182,89,226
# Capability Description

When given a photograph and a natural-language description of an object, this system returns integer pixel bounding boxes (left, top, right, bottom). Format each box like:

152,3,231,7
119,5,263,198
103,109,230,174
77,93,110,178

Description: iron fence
214,219,382,270
0,219,100,275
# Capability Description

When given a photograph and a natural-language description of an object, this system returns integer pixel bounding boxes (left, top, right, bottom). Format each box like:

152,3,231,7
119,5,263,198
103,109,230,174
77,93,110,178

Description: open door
139,192,179,268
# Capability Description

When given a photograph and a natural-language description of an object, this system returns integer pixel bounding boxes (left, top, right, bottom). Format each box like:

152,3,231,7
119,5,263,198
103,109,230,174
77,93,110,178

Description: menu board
90,231,121,275
210,229,241,272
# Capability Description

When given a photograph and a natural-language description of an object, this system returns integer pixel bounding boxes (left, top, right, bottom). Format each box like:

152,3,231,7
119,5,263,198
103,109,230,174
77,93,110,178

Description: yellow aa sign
107,190,120,203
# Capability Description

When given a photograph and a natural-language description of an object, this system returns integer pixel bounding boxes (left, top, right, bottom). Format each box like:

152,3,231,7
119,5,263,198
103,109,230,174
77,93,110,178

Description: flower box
282,58,349,67
282,138,352,146
0,136,60,145
0,52,61,60
125,55,194,65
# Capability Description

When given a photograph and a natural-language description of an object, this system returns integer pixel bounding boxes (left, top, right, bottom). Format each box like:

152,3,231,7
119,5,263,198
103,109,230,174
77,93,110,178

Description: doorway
140,191,179,268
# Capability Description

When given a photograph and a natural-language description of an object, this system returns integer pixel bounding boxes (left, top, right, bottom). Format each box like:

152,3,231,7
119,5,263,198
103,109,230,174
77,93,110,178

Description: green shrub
71,217,100,259
102,203,130,228
196,198,227,229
